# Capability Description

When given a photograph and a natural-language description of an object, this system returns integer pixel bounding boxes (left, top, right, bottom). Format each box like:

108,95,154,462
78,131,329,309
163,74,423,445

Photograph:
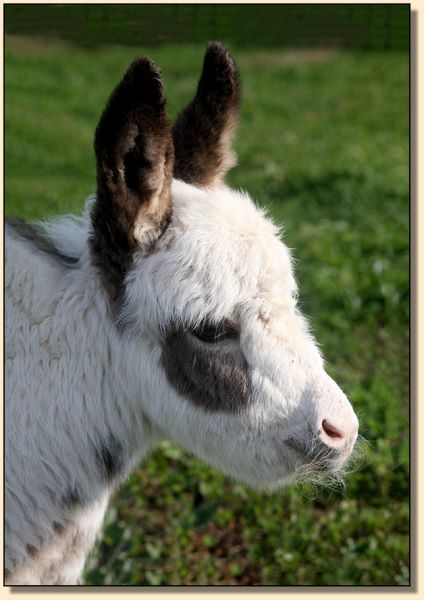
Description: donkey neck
5,233,159,575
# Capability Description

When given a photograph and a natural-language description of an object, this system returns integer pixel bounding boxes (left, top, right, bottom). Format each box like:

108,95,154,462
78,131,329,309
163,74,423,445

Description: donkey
5,43,359,585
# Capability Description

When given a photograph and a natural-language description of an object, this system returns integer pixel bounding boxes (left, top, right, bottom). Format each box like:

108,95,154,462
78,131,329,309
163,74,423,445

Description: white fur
5,179,358,584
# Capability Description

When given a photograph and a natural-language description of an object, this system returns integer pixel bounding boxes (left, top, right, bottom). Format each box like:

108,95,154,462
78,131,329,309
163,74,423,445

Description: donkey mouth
283,436,349,471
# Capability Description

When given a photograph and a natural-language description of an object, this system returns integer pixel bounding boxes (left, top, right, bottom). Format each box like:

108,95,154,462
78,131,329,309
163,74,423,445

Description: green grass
5,36,409,586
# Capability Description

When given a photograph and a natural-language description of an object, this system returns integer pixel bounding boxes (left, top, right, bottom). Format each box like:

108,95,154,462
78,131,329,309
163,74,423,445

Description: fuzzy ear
91,57,174,298
172,42,241,187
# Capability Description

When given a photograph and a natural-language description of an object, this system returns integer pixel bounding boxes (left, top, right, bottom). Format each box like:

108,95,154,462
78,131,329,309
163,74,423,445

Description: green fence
5,4,409,50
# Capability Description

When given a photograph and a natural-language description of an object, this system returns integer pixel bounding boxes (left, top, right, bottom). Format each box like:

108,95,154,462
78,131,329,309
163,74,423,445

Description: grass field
5,36,409,586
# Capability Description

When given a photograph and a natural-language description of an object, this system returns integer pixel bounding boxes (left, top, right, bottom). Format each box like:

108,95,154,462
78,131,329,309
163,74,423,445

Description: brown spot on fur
258,306,272,326
172,42,241,187
162,329,251,413
6,498,107,585
53,521,66,534
90,57,174,303
26,544,38,558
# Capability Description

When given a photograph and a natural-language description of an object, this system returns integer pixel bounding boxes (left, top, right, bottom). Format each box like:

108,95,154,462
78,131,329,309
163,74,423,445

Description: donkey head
90,43,358,489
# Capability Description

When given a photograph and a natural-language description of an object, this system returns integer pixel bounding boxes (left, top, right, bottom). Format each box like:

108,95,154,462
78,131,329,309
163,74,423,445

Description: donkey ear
91,57,174,296
172,42,240,187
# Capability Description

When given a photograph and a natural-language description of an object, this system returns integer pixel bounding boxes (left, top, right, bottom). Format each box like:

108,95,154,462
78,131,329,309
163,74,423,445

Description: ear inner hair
90,57,174,304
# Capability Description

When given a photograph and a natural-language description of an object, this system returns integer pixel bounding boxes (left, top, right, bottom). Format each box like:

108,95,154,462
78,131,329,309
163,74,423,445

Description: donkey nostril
321,419,344,440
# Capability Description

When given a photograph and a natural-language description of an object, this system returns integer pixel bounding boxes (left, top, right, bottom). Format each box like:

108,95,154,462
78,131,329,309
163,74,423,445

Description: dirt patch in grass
5,34,72,56
238,48,340,69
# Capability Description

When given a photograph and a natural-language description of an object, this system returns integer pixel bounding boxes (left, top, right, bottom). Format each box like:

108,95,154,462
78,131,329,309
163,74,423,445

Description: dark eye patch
191,320,238,344
161,325,251,413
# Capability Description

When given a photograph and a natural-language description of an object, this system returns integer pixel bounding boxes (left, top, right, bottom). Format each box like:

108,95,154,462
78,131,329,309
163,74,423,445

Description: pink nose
320,418,358,449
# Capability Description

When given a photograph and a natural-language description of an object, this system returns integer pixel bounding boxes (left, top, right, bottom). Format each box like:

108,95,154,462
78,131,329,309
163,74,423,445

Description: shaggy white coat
5,180,358,584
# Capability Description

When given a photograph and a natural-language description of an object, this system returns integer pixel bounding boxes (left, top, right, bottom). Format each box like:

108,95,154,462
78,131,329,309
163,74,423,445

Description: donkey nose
319,418,358,449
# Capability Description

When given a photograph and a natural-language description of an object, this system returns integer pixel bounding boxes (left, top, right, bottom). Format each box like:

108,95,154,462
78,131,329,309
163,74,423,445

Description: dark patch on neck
26,544,38,558
161,330,251,413
53,520,66,534
61,484,86,510
94,433,124,481
6,217,79,267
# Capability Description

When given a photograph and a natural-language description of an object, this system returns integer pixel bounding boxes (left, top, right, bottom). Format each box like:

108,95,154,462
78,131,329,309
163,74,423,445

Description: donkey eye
191,321,238,344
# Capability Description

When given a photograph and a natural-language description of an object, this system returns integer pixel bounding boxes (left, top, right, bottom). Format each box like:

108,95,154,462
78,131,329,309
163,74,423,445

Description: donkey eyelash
190,320,239,344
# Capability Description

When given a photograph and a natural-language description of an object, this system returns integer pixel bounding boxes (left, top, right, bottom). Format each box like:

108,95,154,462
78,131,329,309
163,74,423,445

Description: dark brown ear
172,42,240,187
91,57,174,299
